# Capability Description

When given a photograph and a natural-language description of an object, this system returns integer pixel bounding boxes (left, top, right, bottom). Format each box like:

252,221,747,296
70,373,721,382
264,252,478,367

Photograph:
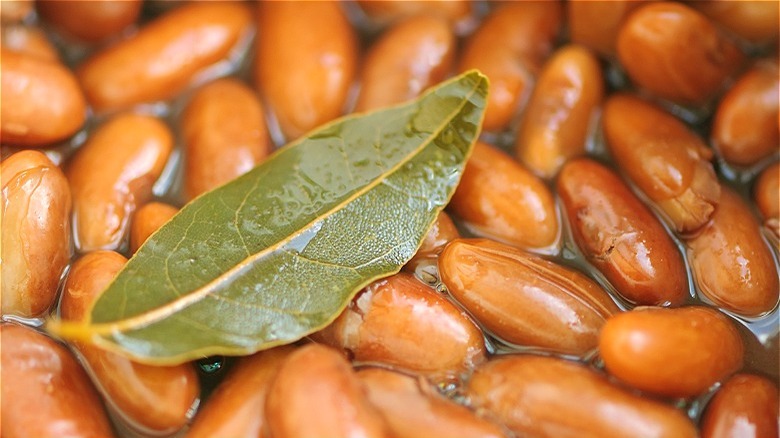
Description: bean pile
1,1,778,437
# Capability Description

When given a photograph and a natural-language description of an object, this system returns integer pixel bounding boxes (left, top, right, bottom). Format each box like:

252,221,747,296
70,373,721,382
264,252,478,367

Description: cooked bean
687,186,779,316
568,0,648,58
1,150,71,318
514,44,603,179
694,1,780,45
1,24,59,61
617,2,744,105
701,373,779,438
77,1,252,112
467,355,697,438
0,323,114,438
130,201,178,254
37,0,142,43
440,238,619,355
0,0,32,23
357,0,472,27
67,113,173,252
557,158,688,306
405,210,460,274
255,0,357,140
599,306,743,398
603,94,721,234
181,78,271,201
449,141,559,252
754,162,779,238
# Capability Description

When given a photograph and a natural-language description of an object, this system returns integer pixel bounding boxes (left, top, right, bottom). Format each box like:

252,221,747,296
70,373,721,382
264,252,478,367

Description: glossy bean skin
187,346,295,438
404,210,460,274
599,306,744,398
754,162,779,238
181,78,271,201
255,0,357,140
67,113,173,252
603,94,721,234
458,1,562,131
1,49,87,146
357,367,507,438
357,0,472,27
701,374,779,438
129,201,178,254
60,251,200,434
567,0,647,58
557,158,688,306
37,0,143,43
617,2,744,105
687,186,779,316
515,44,603,179
466,355,697,438
2,24,59,61
694,1,780,45
77,2,252,112
355,16,455,112
712,60,779,167
440,239,619,355
265,343,392,438
449,142,559,252
1,151,71,318
0,323,114,438
314,273,486,378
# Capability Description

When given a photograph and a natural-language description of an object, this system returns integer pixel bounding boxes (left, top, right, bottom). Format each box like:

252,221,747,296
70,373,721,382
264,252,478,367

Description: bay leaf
48,71,489,364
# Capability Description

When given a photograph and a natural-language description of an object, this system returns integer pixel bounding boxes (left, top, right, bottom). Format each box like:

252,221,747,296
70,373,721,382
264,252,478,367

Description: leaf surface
48,71,488,364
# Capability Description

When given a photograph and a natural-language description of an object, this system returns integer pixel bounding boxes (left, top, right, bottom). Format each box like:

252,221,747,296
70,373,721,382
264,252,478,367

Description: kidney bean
514,44,603,179
1,323,114,438
1,150,71,318
405,210,460,274
568,0,648,58
754,162,779,238
694,1,780,45
602,93,721,234
599,306,744,398
130,201,178,254
357,0,472,27
77,1,252,112
187,345,295,438
181,78,271,201
617,2,744,105
467,354,697,438
712,60,779,167
37,0,142,43
458,1,562,131
557,158,688,306
687,186,779,316
1,24,59,61
355,16,455,112
357,367,508,438
440,238,619,355
67,113,173,252
701,373,779,438
1,49,87,147
265,343,392,438
449,141,559,252
255,0,357,141
60,250,200,434
314,273,486,379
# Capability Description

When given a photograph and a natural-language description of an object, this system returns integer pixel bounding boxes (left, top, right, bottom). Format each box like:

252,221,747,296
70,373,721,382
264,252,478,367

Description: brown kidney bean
60,250,200,434
77,1,252,112
440,238,619,355
187,345,295,438
754,162,779,238
355,16,455,112
37,0,142,43
712,60,779,167
514,44,603,179
599,306,744,398
687,186,779,316
557,158,689,306
357,0,472,27
0,0,32,23
568,0,647,58
67,113,173,252
265,343,392,438
458,1,562,131
467,354,697,438
603,93,721,234
0,323,114,438
694,1,780,45
404,210,460,274
617,2,744,105
255,0,357,140
449,141,559,252
2,24,59,61
1,49,87,147
314,273,485,379
701,373,779,438
181,78,271,201
1,150,71,318
357,367,507,438
130,201,178,254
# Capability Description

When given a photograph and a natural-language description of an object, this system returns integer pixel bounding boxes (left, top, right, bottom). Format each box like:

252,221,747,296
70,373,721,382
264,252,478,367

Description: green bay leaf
48,71,488,364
